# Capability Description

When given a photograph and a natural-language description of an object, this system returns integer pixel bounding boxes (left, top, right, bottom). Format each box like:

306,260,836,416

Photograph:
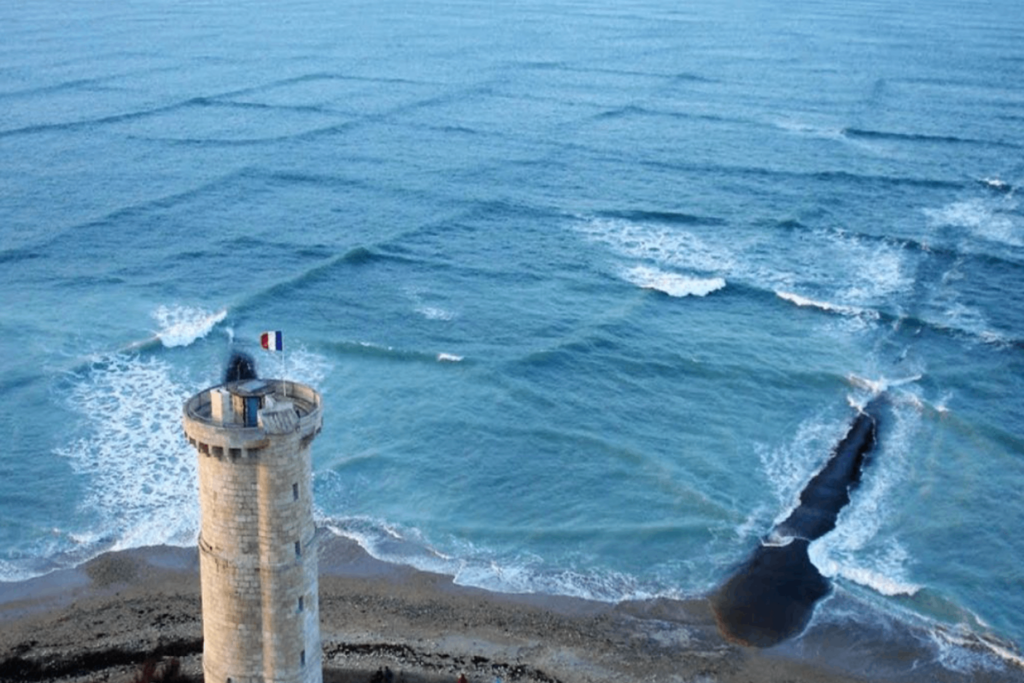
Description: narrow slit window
300,650,306,667
298,596,304,612
295,541,301,557
292,482,299,501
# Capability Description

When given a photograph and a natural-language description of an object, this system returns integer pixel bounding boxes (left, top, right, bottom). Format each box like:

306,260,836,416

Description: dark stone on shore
710,539,830,647
711,400,882,648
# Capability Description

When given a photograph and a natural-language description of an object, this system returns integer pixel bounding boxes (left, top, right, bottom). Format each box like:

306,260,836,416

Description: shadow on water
711,398,883,647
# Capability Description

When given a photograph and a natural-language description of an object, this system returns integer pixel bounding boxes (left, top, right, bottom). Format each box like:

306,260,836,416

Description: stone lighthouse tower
182,378,323,683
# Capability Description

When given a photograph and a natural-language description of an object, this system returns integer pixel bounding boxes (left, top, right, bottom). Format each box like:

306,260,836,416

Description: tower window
292,483,299,501
298,596,304,612
294,541,301,557
300,650,306,667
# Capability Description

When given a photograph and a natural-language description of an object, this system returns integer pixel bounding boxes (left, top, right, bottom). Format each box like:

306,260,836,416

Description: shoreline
1,534,1020,683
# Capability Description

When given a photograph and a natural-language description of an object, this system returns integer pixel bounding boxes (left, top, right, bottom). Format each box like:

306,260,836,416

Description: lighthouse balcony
183,379,322,451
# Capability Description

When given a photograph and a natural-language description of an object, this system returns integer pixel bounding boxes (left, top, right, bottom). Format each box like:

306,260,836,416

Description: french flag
260,331,283,351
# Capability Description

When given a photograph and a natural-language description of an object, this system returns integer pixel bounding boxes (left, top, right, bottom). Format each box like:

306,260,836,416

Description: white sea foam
838,236,910,305
808,403,920,601
761,531,795,548
323,516,459,578
575,218,736,274
417,305,456,321
437,352,463,362
55,354,202,557
575,216,910,317
772,118,847,142
404,286,457,322
259,346,332,387
981,177,1011,193
756,414,850,528
323,517,683,604
453,559,666,603
925,198,1022,247
925,257,1002,343
809,539,921,596
847,373,922,399
735,505,769,542
755,228,911,311
776,291,874,318
623,265,726,297
152,304,227,348
929,626,1023,673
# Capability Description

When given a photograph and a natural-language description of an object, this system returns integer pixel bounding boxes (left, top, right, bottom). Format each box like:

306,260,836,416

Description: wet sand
0,533,1018,683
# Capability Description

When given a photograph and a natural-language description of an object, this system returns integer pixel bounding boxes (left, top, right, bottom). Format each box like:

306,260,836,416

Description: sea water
2,0,1023,676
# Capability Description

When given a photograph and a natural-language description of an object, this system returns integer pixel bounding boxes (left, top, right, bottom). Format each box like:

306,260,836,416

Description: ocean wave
0,95,218,139
152,304,227,348
576,215,912,313
979,177,1014,194
244,244,418,308
842,126,1016,148
0,245,45,266
597,209,727,226
641,159,964,190
623,265,726,297
0,76,113,101
322,516,458,578
576,213,1017,349
669,71,715,84
809,540,922,597
776,291,876,318
321,517,682,604
593,104,650,120
324,339,465,366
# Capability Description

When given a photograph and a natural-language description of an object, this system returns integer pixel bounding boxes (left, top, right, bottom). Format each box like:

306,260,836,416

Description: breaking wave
152,304,227,348
624,265,726,297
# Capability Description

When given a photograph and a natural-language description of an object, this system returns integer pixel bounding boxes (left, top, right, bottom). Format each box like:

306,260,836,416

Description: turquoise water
2,0,1023,676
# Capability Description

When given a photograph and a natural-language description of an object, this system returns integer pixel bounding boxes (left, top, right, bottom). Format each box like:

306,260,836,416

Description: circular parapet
183,379,322,455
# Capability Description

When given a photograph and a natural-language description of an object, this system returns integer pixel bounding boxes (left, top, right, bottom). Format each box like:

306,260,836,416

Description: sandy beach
0,533,1019,683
